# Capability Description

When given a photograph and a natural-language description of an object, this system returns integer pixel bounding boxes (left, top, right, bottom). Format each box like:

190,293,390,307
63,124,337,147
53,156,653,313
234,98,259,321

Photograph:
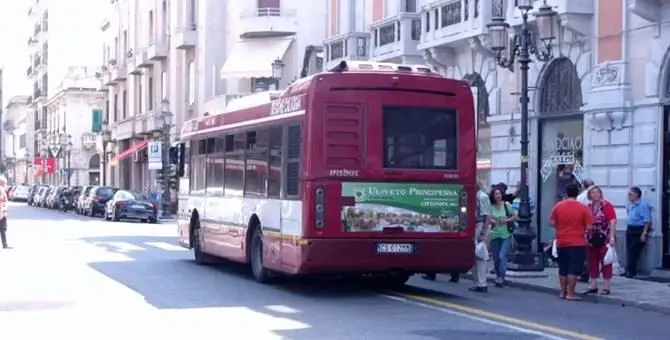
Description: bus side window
268,126,282,198
286,124,302,198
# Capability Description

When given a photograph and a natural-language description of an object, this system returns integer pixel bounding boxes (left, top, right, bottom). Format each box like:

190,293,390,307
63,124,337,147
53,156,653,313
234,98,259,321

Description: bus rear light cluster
459,191,468,230
315,187,325,229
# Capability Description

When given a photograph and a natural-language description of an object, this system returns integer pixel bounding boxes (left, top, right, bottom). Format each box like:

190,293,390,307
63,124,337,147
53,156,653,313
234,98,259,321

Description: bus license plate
376,243,414,254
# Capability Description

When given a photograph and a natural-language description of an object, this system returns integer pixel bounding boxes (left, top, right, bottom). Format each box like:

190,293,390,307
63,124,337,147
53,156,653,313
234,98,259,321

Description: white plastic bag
475,241,489,261
603,245,618,266
551,239,558,258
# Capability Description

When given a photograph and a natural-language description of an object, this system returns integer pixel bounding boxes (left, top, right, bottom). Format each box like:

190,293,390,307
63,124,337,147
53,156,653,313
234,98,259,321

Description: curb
455,274,670,315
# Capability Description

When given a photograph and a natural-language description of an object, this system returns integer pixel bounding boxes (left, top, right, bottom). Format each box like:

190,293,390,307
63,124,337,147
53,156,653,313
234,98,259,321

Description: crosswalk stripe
94,241,145,252
144,241,186,251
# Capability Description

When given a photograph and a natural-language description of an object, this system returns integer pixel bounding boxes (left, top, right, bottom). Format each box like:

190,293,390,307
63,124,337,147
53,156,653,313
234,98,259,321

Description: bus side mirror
177,142,186,177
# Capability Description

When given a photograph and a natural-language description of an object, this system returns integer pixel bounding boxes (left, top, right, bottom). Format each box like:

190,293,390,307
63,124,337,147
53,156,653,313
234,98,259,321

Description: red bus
175,60,476,285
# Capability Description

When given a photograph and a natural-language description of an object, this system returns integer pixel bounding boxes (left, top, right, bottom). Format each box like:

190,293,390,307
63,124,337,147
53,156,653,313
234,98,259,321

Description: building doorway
661,106,670,268
534,57,584,245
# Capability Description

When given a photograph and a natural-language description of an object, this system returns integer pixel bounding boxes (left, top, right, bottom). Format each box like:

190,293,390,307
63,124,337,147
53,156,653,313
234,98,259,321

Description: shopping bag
603,245,618,266
551,239,558,258
475,241,489,261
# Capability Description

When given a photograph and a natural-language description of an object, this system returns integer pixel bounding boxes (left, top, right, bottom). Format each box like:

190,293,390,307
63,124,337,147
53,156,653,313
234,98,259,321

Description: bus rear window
383,106,457,169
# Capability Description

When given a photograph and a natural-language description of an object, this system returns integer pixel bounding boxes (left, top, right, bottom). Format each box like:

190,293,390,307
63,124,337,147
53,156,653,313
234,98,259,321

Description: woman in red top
583,186,617,295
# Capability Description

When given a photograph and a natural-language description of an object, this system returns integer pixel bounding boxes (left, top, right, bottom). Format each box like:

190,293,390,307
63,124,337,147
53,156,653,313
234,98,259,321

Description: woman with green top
489,186,518,287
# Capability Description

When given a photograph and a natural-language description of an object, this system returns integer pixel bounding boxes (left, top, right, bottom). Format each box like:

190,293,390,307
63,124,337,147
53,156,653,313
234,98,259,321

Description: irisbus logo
330,169,359,177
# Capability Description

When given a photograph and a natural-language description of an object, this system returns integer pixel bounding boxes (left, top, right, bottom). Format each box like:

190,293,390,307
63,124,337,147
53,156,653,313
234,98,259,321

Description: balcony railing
418,0,495,50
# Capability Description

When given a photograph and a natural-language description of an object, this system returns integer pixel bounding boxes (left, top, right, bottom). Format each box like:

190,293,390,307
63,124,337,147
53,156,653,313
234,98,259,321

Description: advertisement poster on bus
341,182,464,233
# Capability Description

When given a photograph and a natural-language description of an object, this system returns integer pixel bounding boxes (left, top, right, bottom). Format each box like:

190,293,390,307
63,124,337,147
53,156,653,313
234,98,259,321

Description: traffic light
156,168,166,186
169,164,178,190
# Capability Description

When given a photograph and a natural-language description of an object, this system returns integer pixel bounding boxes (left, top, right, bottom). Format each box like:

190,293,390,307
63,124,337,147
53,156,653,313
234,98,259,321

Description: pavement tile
457,267,670,315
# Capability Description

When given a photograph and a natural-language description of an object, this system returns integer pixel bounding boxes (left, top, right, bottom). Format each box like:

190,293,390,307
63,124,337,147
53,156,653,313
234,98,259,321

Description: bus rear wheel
250,227,272,283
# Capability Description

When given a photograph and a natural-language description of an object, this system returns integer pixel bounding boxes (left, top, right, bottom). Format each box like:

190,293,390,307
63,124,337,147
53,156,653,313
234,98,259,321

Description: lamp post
40,146,48,184
65,135,72,186
487,0,558,271
24,151,30,185
101,121,111,186
158,99,173,219
271,58,284,90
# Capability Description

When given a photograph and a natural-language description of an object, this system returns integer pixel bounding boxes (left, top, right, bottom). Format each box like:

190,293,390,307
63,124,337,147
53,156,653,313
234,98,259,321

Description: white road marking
144,241,186,251
94,241,145,252
383,294,568,340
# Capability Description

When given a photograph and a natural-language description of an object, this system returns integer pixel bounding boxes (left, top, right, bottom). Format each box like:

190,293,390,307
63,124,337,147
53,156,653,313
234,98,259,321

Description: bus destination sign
270,95,303,116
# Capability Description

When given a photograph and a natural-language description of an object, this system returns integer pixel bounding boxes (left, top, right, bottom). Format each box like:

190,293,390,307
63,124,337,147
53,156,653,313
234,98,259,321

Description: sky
0,0,30,108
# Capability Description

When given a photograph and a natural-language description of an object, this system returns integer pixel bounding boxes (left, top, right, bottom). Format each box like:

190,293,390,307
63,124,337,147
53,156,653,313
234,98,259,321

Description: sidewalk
459,268,670,314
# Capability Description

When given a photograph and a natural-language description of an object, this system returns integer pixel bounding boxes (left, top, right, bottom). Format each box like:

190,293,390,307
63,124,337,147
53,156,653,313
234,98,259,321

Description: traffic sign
148,141,162,170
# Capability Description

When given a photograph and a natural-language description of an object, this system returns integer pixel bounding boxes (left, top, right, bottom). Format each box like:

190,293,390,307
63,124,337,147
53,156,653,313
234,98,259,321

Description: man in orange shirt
550,183,592,301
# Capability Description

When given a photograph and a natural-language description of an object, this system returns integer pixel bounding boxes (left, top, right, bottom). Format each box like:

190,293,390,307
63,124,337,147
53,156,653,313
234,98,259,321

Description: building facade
98,0,327,192
3,96,34,185
325,0,670,273
44,67,104,186
26,0,104,184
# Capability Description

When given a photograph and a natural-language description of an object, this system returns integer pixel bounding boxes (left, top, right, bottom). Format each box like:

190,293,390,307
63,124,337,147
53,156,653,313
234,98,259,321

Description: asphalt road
1,202,669,339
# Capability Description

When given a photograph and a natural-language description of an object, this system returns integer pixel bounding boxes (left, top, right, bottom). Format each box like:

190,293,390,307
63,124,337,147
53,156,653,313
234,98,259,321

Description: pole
102,141,107,186
67,151,71,186
160,118,171,219
507,11,542,272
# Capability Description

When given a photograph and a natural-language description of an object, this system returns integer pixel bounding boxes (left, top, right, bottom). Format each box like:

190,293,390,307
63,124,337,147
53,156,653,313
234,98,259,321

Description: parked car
84,186,118,217
36,186,53,208
10,185,30,202
76,186,94,214
27,185,47,206
105,190,157,223
46,186,65,209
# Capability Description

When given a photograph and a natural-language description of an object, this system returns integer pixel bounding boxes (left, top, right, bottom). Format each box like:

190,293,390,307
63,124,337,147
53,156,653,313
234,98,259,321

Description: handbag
503,203,515,233
588,231,607,248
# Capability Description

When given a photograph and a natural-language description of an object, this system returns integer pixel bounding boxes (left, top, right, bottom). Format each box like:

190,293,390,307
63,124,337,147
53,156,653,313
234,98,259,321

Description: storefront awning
220,37,294,79
109,140,149,167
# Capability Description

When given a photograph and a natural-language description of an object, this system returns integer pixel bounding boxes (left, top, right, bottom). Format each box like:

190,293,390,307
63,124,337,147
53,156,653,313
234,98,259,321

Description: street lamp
487,1,558,271
24,151,30,185
65,134,72,186
271,57,285,89
157,99,173,219
101,120,111,186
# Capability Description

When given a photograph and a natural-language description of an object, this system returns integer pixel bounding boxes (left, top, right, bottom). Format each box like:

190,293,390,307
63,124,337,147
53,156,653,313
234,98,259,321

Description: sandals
582,288,598,295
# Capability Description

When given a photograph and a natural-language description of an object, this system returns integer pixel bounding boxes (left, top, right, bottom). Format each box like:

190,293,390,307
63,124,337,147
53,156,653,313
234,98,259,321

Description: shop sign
549,153,575,165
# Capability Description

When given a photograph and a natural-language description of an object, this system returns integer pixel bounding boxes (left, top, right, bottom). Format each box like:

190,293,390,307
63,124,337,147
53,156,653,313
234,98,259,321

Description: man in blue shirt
624,186,652,278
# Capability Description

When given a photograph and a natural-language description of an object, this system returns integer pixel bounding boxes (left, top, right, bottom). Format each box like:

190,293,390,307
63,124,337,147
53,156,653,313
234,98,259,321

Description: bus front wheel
250,227,272,283
192,224,215,265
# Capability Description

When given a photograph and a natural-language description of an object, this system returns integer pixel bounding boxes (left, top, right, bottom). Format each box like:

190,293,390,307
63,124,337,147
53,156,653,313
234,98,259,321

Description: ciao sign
270,95,303,116
543,136,583,152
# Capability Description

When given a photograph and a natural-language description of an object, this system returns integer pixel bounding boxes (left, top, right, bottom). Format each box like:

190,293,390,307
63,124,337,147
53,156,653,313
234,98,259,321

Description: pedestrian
582,185,617,295
576,179,595,205
494,182,515,203
549,183,591,301
469,179,491,293
511,181,535,216
489,186,516,287
623,186,651,278
0,176,8,249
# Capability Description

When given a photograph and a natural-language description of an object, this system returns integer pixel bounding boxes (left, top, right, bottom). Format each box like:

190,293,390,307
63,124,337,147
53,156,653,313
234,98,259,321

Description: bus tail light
459,191,468,230
315,187,325,229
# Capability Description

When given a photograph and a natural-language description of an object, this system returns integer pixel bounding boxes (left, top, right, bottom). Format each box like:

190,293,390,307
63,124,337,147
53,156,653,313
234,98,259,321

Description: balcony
146,38,168,61
418,0,494,51
111,117,136,141
239,7,298,38
173,25,197,49
33,89,46,103
324,32,371,71
134,49,152,69
135,111,163,135
629,0,664,22
102,69,115,86
506,0,593,37
370,12,422,63
110,63,127,82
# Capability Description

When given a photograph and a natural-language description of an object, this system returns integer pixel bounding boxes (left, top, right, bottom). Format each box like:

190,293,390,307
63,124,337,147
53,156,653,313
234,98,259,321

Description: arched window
538,57,582,115
89,154,101,169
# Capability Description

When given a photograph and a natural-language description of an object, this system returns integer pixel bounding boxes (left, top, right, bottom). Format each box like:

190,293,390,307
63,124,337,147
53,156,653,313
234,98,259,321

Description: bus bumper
297,238,474,275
